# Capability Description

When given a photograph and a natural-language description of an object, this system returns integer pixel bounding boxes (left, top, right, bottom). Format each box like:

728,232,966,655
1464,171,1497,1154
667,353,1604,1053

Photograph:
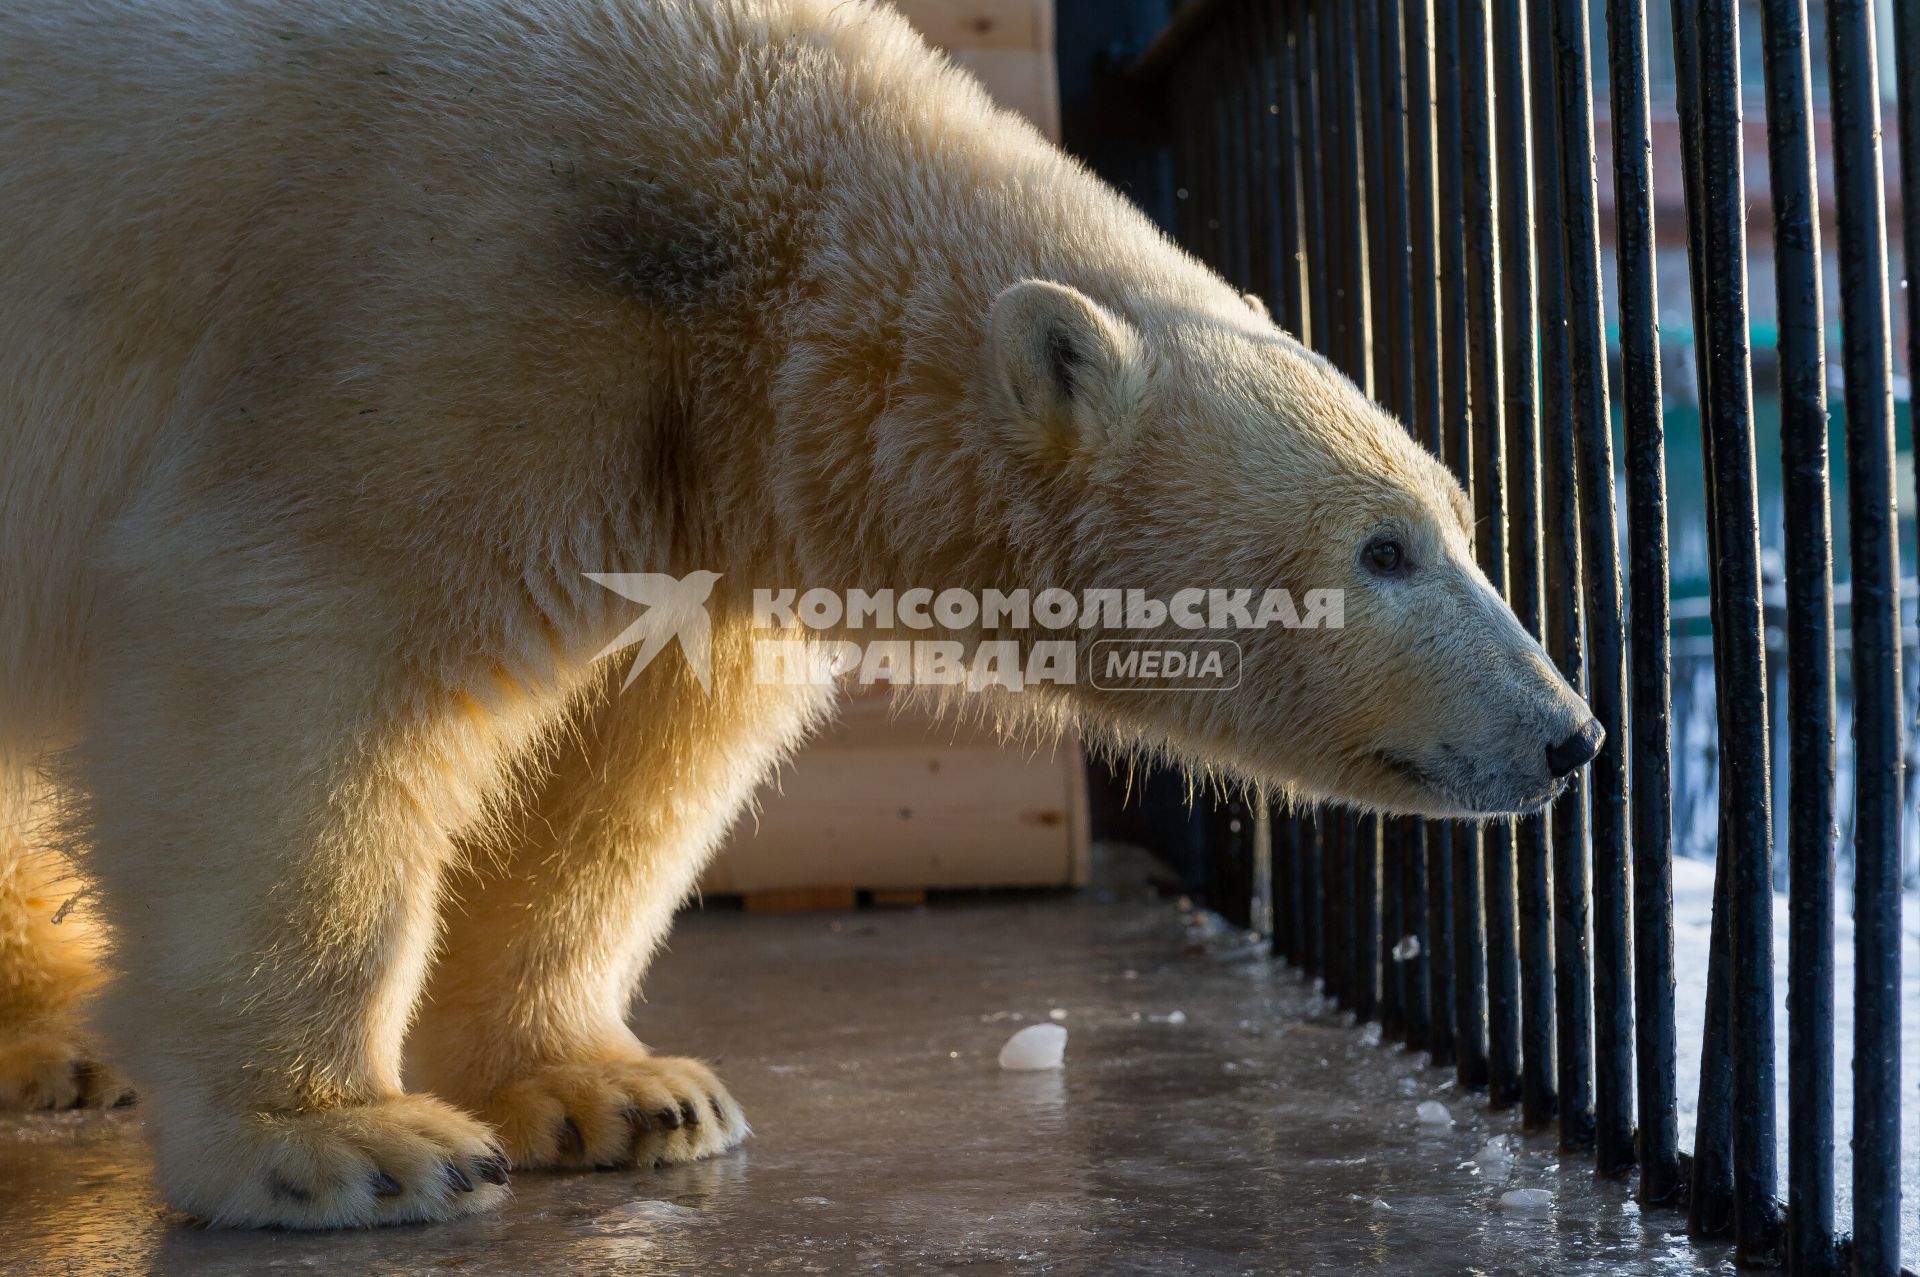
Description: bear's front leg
72,537,564,1227
412,641,830,1171
0,819,130,1110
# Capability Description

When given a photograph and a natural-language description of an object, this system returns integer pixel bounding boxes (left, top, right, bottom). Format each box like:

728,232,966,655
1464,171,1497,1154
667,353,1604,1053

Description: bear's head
980,278,1599,819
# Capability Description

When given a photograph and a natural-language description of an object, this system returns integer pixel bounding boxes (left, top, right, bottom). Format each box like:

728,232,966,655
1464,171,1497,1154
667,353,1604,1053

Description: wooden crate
897,0,1060,138
703,692,1091,900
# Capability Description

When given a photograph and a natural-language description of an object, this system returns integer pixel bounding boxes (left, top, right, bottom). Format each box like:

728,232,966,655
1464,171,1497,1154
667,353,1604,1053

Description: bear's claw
170,1093,511,1227
485,1053,747,1171
0,1024,134,1111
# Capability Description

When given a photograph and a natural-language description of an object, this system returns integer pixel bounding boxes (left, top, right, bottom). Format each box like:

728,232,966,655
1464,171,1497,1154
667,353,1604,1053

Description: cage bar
1755,0,1838,1266
1690,2,1781,1254
1603,0,1680,1205
1823,2,1905,1272
1434,0,1489,1091
1489,0,1554,1133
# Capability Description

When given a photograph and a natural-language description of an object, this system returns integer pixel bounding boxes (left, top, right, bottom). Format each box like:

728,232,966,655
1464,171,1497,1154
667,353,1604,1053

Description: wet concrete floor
0,849,1733,1275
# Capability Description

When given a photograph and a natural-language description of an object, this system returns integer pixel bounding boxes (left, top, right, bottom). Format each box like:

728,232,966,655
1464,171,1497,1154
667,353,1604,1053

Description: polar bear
0,0,1599,1229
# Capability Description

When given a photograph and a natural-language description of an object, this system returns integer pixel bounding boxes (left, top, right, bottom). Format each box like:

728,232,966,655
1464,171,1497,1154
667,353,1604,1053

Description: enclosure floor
0,849,1732,1276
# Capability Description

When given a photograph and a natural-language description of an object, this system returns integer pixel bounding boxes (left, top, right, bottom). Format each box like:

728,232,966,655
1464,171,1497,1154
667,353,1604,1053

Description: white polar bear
0,0,1597,1228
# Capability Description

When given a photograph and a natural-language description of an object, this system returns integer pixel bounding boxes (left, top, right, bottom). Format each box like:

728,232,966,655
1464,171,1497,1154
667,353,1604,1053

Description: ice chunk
1147,1009,1188,1025
1466,1136,1512,1167
998,1023,1068,1071
590,1200,703,1232
1048,1008,1068,1021
1499,1188,1553,1213
1392,934,1422,962
1415,1100,1454,1125
1470,1135,1515,1177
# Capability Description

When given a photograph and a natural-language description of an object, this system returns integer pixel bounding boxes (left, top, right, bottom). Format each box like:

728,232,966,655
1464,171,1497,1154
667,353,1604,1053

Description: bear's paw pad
0,1023,133,1111
486,1054,748,1170
187,1093,509,1228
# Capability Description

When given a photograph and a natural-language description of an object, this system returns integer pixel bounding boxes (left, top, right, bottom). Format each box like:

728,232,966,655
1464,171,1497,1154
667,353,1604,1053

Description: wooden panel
742,886,858,913
703,696,1087,894
895,0,1059,138
946,48,1059,139
894,0,1048,51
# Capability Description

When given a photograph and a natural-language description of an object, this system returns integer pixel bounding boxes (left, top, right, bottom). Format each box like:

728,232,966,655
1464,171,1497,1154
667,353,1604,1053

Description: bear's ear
1241,292,1270,322
986,279,1150,460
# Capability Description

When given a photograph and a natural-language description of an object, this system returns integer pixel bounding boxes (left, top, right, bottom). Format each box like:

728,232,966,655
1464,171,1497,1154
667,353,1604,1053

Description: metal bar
1695,1,1781,1257
1125,0,1240,81
1460,0,1520,1108
1354,813,1381,1022
1222,6,1256,292
1605,0,1679,1206
1298,1,1331,356
1405,0,1445,465
1823,2,1905,1272
1528,0,1593,1152
1200,23,1230,274
1334,0,1372,390
1291,815,1309,969
1399,820,1431,1050
1381,822,1405,1039
1170,56,1197,252
1544,0,1632,1177
1490,0,1554,1132
1356,0,1399,1036
1267,0,1307,333
1274,810,1298,964
1435,0,1488,1092
1757,0,1837,1265
1665,0,1733,1232
1692,1,1781,1256
1318,3,1350,371
1426,820,1456,1068
1901,0,1920,533
1403,0,1456,1071
1361,0,1394,404
1251,801,1274,941
1692,850,1737,1237
1378,0,1417,434
1378,0,1430,1054
1306,808,1326,980
1327,804,1350,1005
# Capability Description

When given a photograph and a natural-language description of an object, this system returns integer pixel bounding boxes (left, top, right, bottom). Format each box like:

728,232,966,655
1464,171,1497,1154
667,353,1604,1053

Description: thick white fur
0,0,1591,1228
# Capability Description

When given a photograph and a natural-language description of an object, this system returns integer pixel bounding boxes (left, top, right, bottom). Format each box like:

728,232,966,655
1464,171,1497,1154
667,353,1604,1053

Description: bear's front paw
484,1053,748,1170
165,1092,509,1228
0,1020,134,1110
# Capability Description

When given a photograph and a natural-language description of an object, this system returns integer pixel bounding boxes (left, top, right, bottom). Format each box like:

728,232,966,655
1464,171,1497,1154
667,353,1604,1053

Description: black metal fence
1065,0,1912,1271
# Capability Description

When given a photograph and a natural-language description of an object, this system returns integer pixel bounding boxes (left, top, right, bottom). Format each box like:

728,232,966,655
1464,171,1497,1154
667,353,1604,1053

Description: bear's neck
712,112,1216,600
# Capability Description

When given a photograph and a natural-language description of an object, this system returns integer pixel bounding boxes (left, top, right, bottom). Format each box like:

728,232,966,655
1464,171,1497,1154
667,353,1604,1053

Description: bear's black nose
1546,718,1605,778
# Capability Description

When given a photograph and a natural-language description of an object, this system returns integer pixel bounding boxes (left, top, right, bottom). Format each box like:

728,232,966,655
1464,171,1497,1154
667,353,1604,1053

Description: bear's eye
1363,537,1407,577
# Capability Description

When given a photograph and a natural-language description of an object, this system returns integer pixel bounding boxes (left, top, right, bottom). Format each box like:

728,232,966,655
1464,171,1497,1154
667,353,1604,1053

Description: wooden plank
703,730,1084,893
742,886,858,913
893,0,1059,139
946,47,1060,138
865,888,928,908
894,0,1046,52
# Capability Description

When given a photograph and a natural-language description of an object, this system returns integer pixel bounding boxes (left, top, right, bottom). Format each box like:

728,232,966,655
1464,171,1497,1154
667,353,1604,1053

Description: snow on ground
1668,856,1920,1263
